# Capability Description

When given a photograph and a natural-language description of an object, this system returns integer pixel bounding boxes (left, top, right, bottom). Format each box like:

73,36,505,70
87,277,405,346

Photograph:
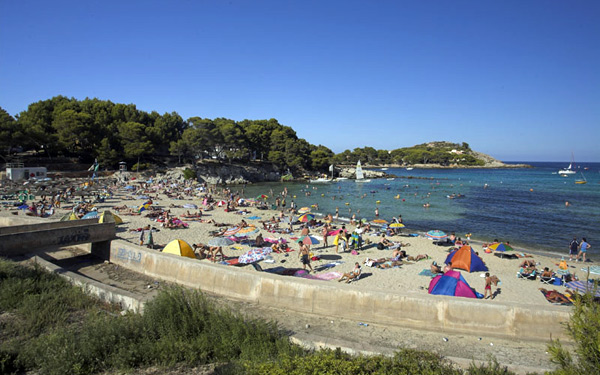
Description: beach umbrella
426,230,447,240
372,219,388,224
297,235,320,245
235,226,260,237
162,239,196,259
565,280,600,297
217,200,227,206
298,213,315,222
81,211,99,220
222,226,241,236
208,237,235,247
297,207,312,214
488,243,514,252
238,247,273,264
389,223,406,228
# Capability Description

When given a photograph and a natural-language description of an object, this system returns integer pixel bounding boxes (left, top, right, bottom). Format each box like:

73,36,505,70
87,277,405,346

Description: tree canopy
2,97,486,172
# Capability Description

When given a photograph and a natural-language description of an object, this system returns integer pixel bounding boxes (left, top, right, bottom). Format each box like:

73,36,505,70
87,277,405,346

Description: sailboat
575,171,587,184
558,153,577,175
355,160,370,182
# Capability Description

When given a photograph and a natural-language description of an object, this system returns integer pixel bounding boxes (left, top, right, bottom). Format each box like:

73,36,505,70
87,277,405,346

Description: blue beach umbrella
81,211,99,220
426,230,447,240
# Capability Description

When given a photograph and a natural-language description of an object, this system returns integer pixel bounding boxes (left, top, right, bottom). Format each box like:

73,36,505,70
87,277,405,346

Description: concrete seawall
110,240,572,341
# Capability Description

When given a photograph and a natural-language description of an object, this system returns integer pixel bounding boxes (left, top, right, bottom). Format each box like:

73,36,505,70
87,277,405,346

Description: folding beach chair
516,269,537,280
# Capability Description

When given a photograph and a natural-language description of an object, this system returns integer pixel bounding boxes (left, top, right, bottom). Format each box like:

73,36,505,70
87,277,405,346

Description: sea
239,162,599,258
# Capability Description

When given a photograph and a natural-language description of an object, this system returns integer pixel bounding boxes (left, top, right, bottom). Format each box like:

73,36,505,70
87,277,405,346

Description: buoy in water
293,195,297,198
529,189,533,192
394,195,400,199
345,202,350,205
376,200,381,204
321,194,325,197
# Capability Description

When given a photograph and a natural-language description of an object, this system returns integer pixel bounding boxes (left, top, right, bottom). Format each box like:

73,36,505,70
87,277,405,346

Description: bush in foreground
0,258,535,374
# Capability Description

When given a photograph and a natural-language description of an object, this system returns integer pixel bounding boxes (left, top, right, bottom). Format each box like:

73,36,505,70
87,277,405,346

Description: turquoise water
240,162,600,256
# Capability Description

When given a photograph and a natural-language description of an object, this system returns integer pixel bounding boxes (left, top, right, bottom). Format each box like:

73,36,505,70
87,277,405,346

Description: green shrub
547,293,600,374
183,168,197,180
243,348,463,375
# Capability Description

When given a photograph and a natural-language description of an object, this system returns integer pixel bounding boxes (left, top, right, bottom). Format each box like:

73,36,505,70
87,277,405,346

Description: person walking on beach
299,243,313,272
576,238,591,262
569,237,579,261
484,272,493,299
375,207,379,218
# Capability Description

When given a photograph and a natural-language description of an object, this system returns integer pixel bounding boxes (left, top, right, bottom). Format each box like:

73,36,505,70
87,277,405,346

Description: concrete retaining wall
0,217,115,257
110,240,572,341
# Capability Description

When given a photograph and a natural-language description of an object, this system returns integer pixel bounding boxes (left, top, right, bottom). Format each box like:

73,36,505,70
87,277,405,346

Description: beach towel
298,271,343,281
419,269,437,277
247,216,261,220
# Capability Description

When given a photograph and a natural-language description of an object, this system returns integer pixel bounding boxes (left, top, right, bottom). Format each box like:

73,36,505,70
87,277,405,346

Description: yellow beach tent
162,239,196,259
59,212,79,221
99,210,123,224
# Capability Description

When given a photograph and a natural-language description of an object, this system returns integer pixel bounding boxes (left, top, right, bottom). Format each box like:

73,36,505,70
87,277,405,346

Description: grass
0,257,545,374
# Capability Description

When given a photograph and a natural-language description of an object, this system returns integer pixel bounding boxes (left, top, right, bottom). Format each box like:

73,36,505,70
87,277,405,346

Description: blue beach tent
428,270,477,298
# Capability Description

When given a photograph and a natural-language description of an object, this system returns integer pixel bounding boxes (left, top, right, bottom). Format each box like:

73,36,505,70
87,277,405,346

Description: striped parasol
426,230,447,240
297,207,312,214
298,213,315,222
296,235,320,245
234,226,260,237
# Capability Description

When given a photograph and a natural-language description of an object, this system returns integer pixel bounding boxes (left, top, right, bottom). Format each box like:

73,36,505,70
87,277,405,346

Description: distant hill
333,141,528,168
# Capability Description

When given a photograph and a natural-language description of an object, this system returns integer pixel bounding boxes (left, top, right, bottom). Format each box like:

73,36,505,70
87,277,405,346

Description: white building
5,163,47,181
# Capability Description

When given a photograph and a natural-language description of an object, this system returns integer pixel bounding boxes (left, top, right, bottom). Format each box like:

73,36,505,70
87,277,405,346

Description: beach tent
59,212,79,221
445,245,488,272
98,210,123,224
162,239,196,259
428,270,477,298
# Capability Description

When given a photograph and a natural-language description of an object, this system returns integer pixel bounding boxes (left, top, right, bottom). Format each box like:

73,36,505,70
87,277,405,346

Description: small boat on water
310,178,332,183
406,167,414,171
558,153,577,175
355,160,371,182
575,172,587,184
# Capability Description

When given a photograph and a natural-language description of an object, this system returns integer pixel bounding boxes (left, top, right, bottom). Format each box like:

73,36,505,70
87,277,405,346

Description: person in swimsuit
576,238,591,263
484,272,492,299
299,243,313,272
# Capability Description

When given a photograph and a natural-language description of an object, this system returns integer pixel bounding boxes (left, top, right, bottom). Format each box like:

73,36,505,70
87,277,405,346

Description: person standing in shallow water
569,237,579,261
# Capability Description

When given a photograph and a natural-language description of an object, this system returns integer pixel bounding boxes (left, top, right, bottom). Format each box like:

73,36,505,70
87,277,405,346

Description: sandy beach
5,172,596,311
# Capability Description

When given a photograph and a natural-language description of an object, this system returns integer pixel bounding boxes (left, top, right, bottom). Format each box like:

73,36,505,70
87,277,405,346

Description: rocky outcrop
194,162,281,184
338,168,387,179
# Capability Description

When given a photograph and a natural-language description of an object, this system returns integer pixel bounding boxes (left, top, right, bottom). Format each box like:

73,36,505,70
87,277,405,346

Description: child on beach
484,272,493,299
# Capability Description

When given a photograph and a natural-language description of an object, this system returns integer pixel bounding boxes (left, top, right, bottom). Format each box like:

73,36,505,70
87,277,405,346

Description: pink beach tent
428,270,477,298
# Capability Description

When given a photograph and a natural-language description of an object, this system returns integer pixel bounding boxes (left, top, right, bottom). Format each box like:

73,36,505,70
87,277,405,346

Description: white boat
387,178,395,181
334,177,348,181
355,160,370,182
380,168,388,171
406,167,414,171
558,153,577,175
309,178,332,183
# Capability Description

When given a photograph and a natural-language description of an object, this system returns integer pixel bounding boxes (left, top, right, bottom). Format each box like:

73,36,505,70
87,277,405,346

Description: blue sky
1,1,598,162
